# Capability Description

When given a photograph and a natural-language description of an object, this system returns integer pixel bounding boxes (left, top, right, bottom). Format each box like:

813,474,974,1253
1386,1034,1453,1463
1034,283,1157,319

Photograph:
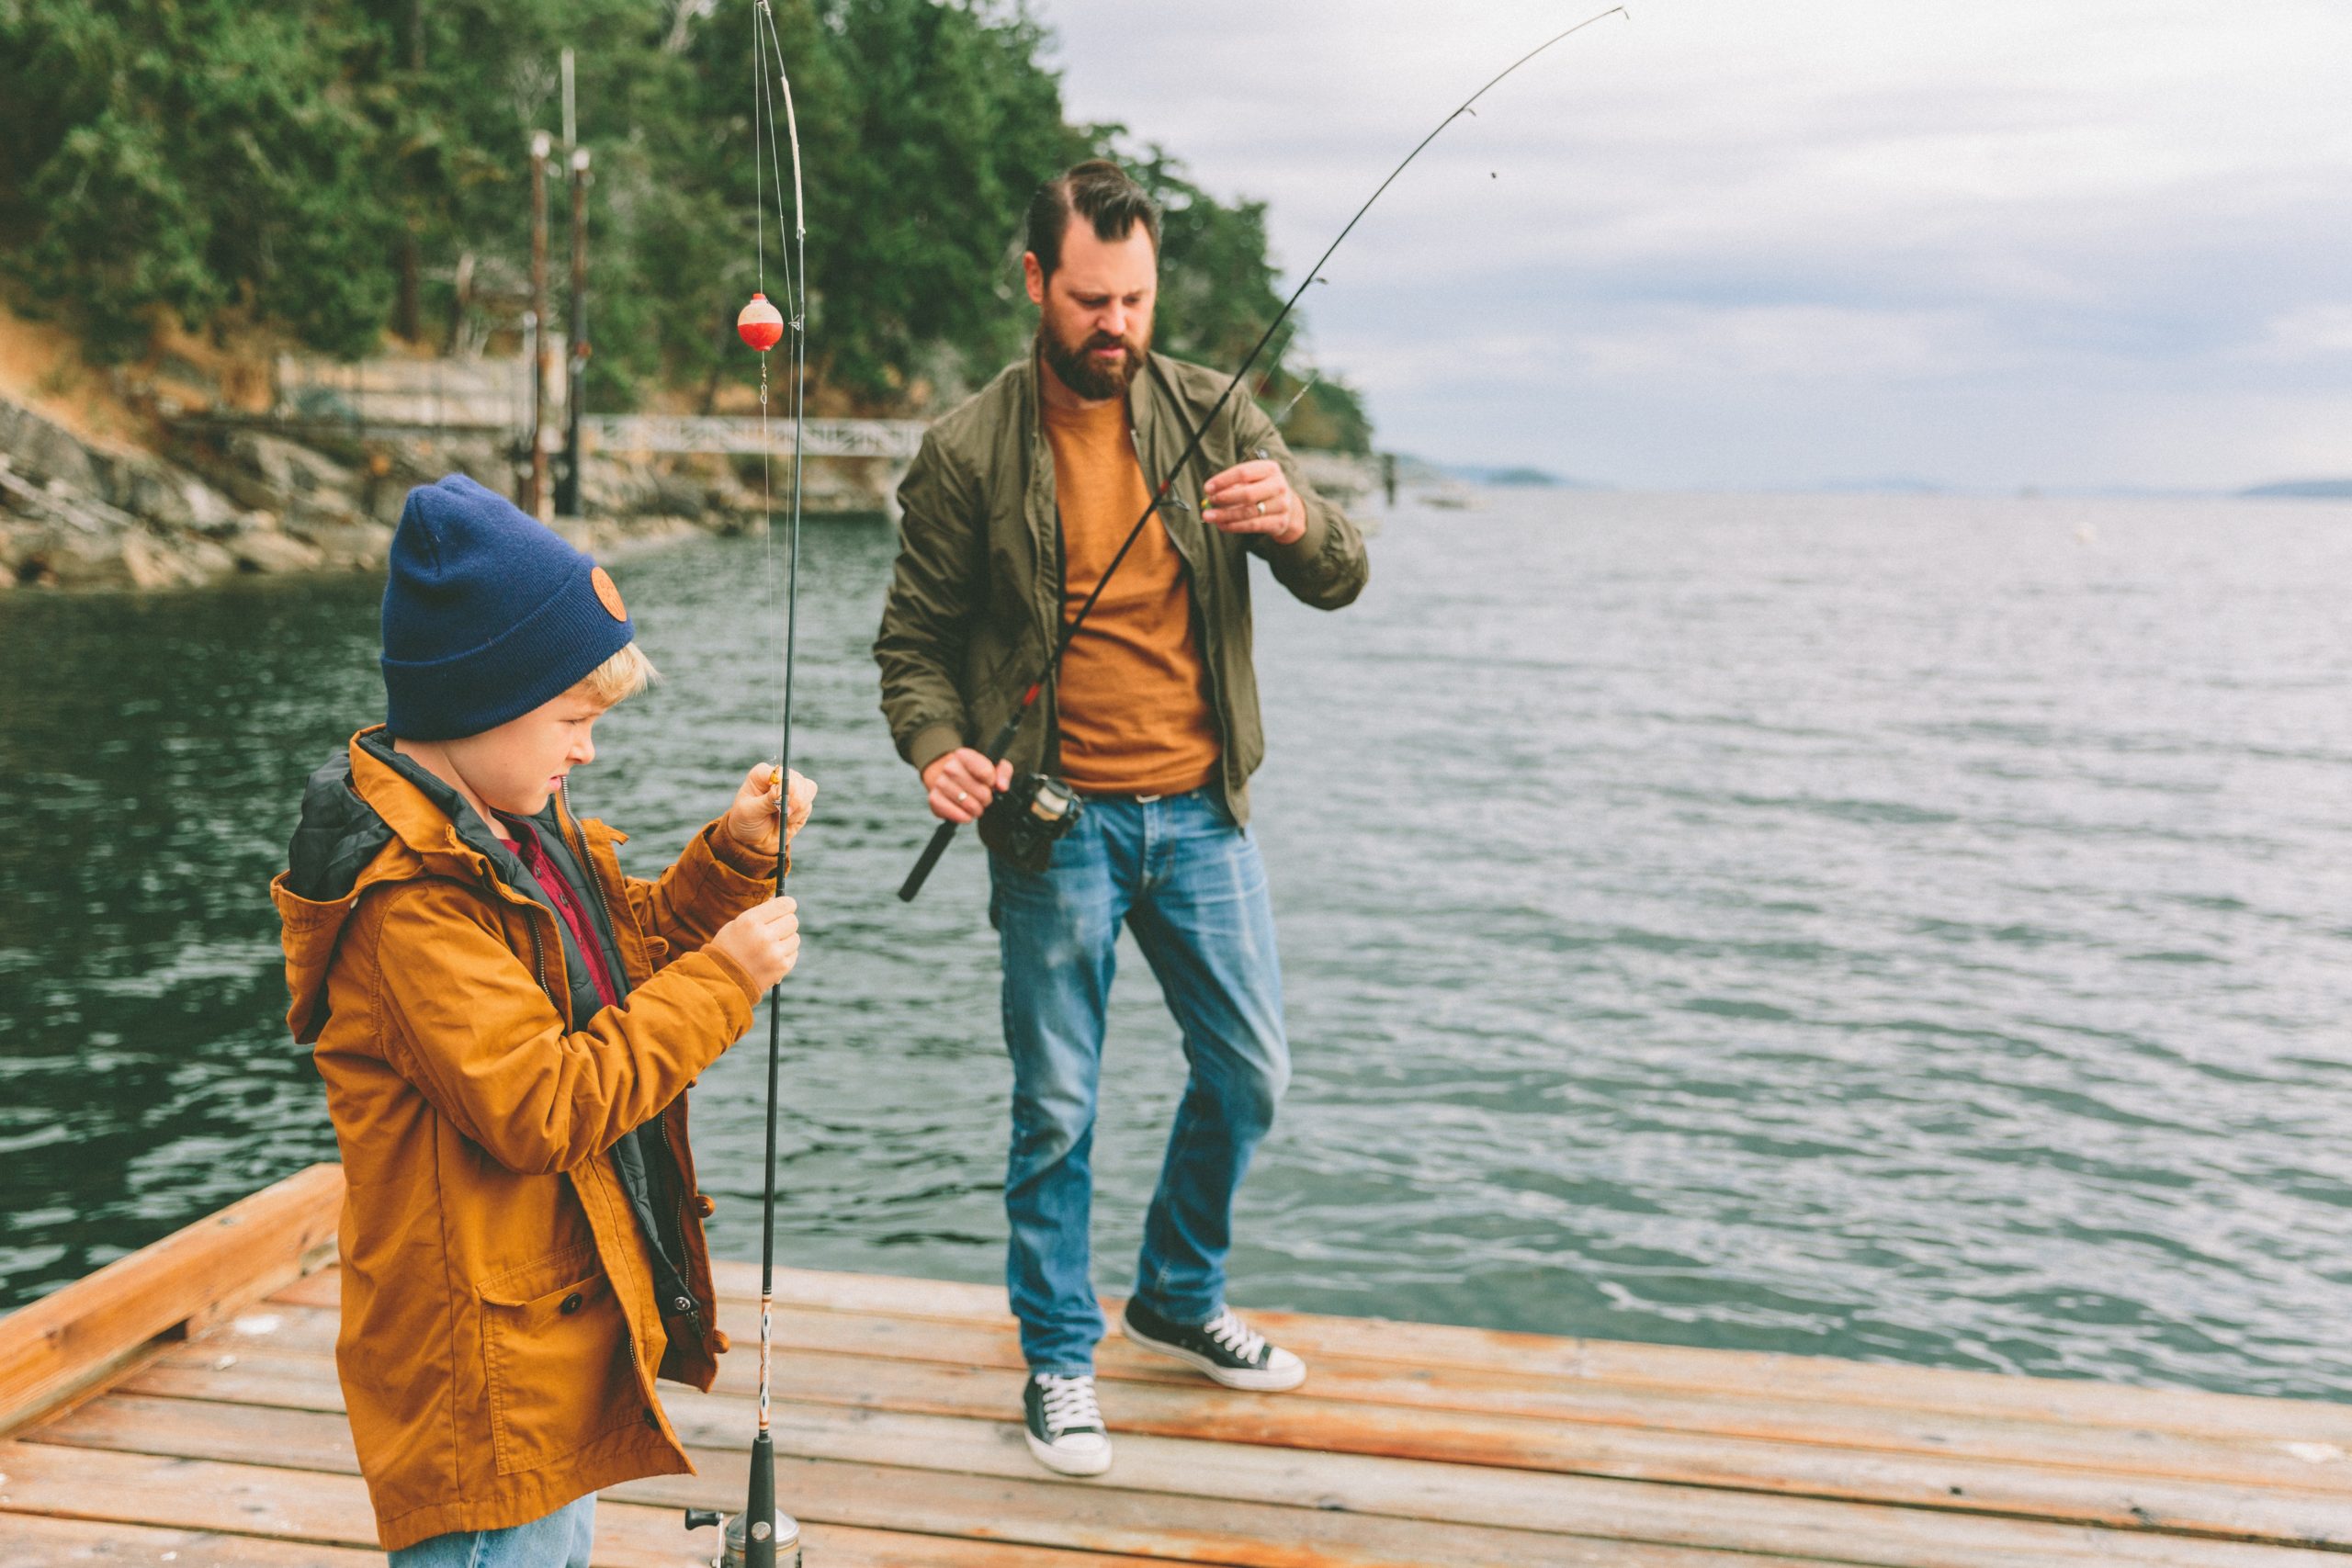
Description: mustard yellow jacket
271,728,771,1550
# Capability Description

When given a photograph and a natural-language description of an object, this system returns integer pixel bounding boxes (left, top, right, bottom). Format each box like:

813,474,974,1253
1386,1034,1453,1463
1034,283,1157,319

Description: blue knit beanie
380,475,635,740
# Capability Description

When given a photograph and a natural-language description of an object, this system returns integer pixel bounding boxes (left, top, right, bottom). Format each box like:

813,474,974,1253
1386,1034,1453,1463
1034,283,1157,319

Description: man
875,159,1368,1477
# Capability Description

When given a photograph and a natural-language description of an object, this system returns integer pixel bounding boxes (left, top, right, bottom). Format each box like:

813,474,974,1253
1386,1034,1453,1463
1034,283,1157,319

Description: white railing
581,415,928,460
271,353,926,461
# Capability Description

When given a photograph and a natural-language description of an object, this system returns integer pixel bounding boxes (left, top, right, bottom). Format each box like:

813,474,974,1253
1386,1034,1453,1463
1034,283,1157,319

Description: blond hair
571,640,659,708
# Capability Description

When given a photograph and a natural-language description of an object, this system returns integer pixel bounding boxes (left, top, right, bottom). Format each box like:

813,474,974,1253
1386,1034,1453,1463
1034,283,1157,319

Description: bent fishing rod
899,6,1628,902
680,4,807,1565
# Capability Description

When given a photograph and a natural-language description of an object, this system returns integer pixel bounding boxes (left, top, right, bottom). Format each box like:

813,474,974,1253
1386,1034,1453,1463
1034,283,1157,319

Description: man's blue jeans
388,1494,594,1568
989,787,1290,1376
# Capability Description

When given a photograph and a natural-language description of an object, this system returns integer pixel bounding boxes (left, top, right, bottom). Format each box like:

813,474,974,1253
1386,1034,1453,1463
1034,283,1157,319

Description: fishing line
1272,368,1323,430
684,4,806,1564
899,6,1630,900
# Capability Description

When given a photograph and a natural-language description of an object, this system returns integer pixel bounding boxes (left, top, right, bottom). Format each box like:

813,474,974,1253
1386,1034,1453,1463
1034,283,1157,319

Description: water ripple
3,494,2349,1403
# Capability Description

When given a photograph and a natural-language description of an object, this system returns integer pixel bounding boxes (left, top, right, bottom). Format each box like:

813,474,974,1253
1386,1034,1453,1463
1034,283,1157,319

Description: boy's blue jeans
989,787,1290,1376
388,1493,593,1568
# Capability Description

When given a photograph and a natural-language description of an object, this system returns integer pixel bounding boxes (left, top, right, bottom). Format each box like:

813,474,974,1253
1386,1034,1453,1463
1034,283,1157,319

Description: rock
0,519,44,581
553,515,698,559
90,452,241,536
37,525,137,590
292,519,394,571
650,473,707,521
220,431,359,512
232,528,326,575
120,529,238,591
0,394,101,491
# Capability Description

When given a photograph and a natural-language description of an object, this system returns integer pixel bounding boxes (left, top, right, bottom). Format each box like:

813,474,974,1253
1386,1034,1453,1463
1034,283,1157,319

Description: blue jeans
389,1495,594,1568
989,787,1290,1375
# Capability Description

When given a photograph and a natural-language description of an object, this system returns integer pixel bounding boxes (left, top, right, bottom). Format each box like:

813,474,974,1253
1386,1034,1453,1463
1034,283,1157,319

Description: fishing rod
684,4,806,1565
898,6,1629,901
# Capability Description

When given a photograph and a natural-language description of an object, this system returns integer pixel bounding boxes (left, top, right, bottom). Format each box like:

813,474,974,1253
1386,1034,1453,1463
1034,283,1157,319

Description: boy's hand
726,764,816,856
709,897,800,991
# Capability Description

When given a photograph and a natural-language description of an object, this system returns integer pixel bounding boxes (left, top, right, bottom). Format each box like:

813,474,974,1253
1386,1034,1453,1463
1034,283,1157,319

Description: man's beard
1037,318,1148,401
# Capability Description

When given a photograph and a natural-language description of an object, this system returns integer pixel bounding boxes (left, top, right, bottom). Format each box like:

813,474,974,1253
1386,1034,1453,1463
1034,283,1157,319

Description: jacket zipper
559,780,706,1334
481,856,671,1433
490,870,555,1007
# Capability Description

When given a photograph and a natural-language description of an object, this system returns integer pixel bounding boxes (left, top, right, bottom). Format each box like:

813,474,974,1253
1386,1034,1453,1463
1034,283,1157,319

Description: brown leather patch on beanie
592,566,626,622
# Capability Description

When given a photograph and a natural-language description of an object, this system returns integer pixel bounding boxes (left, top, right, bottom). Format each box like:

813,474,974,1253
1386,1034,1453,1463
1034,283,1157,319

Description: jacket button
643,1410,660,1429
560,1292,584,1314
695,1194,716,1218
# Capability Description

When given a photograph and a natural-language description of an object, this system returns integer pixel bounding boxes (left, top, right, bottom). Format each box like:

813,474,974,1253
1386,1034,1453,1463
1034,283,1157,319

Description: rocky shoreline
0,393,780,592
0,390,1383,593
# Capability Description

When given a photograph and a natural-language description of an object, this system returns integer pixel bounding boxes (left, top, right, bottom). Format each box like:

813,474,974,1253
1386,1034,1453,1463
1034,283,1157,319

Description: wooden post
528,129,553,523
558,146,591,518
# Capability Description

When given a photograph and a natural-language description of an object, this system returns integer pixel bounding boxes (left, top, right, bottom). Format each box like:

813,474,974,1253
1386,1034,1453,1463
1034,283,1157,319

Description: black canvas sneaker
1122,1300,1307,1392
1023,1371,1113,1476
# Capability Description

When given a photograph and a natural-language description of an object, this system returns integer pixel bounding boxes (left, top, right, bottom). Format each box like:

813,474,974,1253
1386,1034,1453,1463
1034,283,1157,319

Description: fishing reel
684,1506,801,1568
978,772,1083,873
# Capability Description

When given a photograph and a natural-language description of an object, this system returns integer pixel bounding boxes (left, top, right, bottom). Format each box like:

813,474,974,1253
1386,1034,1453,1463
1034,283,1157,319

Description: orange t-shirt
1041,377,1221,796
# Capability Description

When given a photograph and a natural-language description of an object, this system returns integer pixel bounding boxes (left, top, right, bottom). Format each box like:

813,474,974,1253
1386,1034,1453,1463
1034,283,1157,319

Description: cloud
2255,307,2352,363
1034,0,2352,489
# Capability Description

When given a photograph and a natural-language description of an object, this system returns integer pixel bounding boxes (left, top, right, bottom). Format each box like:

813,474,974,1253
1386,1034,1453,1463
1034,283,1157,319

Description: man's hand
708,897,800,991
922,748,1013,825
1202,457,1306,546
724,764,817,856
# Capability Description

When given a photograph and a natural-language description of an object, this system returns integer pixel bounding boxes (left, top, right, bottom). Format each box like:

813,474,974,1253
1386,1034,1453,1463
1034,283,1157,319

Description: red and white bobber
737,292,785,352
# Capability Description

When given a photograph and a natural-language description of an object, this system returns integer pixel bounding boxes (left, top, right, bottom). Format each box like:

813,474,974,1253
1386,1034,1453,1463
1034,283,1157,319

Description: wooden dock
3,1165,2347,1566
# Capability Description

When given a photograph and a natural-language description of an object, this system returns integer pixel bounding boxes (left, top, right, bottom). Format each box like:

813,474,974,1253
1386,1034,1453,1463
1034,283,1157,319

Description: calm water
4,490,2349,1404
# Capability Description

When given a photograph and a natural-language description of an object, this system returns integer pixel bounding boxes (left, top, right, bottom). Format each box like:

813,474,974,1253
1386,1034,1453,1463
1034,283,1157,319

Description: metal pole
560,146,590,517
528,130,552,522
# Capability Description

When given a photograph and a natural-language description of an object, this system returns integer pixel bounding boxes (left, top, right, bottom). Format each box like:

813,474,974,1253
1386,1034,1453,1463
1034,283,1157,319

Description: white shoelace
1035,1373,1103,1436
1203,1309,1269,1364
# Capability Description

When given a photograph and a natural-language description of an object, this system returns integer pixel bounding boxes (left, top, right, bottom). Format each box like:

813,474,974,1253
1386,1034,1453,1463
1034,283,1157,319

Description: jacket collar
349,727,529,889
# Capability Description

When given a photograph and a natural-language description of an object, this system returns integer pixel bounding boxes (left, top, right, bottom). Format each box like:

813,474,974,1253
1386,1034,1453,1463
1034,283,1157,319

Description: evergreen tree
0,0,1369,446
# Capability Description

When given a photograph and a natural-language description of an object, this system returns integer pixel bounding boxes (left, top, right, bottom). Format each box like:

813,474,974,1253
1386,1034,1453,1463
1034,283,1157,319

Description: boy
271,474,812,1563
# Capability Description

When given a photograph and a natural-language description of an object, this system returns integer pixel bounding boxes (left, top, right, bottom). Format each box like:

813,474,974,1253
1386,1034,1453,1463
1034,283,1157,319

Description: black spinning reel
979,772,1083,873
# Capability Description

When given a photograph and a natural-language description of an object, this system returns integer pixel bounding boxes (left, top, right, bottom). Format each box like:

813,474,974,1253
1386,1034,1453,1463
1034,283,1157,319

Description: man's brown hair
1025,160,1160,280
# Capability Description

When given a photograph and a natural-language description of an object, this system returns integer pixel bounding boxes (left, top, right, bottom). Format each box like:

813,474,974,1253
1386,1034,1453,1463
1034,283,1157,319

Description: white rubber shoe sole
1122,1317,1308,1393
1024,1426,1114,1476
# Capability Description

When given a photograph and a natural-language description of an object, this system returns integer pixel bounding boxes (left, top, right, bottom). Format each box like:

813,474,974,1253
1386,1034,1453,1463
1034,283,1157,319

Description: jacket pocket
479,1247,639,1475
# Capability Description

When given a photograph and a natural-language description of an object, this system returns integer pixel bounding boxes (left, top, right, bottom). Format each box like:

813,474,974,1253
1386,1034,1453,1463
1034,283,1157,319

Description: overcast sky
1035,0,2352,491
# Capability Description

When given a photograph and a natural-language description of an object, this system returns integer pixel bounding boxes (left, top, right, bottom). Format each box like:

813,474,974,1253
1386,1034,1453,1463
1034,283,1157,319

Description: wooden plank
115,1344,2352,1551
0,1437,1813,1568
0,1511,1162,1568
0,1164,344,1436
0,1515,380,1568
650,1438,1819,1567
673,1262,2352,1450
0,1440,1201,1568
777,1525,1185,1568
274,1261,2352,1450
221,1299,2352,1497
38,1391,2350,1568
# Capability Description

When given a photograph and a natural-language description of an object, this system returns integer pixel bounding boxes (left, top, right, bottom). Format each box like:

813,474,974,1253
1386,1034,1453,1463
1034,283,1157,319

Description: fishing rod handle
899,819,958,902
743,1430,777,1568
897,709,1029,902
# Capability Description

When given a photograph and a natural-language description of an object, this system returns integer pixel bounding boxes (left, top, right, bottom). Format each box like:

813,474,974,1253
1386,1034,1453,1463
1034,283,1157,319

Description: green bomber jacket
873,350,1370,826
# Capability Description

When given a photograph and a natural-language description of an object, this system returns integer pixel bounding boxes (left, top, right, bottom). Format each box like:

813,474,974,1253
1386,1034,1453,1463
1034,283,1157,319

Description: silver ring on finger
1256,500,1266,516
